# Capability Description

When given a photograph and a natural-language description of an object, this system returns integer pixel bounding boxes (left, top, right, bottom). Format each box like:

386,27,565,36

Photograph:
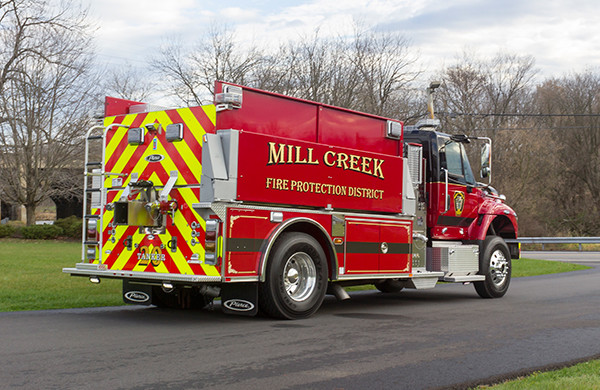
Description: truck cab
404,120,519,298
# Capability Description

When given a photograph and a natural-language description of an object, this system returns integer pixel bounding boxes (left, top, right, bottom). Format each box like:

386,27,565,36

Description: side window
461,143,476,185
439,138,476,185
444,142,463,177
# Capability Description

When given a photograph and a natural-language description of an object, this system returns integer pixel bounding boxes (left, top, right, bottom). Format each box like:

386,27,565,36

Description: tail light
86,247,96,261
87,219,98,240
86,219,98,262
204,219,220,266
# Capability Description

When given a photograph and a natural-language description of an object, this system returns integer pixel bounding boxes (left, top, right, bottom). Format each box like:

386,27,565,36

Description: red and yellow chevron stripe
93,104,219,278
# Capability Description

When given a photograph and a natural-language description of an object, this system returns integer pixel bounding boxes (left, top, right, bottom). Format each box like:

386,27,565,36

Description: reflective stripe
99,105,217,277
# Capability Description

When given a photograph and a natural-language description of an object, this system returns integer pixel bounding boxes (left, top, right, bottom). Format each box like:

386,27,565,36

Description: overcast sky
85,0,600,82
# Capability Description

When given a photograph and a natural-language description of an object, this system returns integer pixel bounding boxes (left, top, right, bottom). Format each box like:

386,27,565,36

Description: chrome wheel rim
283,252,316,302
489,249,509,286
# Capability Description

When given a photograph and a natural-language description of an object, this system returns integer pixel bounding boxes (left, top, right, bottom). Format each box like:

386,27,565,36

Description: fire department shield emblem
453,191,465,216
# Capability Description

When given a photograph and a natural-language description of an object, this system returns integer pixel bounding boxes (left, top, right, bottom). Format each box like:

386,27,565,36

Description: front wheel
474,236,511,298
259,232,328,319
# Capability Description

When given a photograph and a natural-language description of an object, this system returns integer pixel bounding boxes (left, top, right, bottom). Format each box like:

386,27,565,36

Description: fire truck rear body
64,81,518,319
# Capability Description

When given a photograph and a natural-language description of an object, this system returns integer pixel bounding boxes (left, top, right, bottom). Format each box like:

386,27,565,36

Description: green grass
0,239,123,311
478,359,600,389
512,257,591,277
0,239,594,312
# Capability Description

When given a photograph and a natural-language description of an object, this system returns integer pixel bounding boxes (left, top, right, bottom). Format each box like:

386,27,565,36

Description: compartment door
379,222,412,274
344,219,412,275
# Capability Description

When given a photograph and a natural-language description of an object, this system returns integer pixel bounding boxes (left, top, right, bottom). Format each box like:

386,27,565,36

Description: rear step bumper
63,263,222,283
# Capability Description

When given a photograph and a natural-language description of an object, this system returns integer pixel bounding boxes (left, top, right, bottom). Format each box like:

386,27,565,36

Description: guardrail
505,237,600,251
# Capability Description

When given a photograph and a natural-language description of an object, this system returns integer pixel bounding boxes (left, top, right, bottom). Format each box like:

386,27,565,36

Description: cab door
430,137,481,240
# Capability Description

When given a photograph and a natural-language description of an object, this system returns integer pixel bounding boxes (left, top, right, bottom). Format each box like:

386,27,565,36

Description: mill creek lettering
267,142,385,180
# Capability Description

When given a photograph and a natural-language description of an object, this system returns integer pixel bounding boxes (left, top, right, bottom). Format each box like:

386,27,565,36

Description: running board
442,275,485,282
406,271,444,289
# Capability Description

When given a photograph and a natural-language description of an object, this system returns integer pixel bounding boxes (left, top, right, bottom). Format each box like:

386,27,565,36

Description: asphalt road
1,253,599,390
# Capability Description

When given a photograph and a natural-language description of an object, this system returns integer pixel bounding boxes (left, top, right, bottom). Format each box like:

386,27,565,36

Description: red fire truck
64,81,519,319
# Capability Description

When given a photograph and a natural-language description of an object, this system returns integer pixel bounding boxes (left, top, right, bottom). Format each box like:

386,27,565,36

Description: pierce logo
145,154,164,162
124,291,150,303
223,299,255,312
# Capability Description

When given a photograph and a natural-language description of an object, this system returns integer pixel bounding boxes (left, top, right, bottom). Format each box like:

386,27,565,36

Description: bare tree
0,0,97,225
535,72,600,235
104,62,154,102
154,26,264,105
252,43,298,96
437,51,536,134
152,23,422,119
350,26,420,117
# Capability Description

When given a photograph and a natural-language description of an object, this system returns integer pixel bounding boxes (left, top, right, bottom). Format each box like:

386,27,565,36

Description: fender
468,199,518,241
258,217,339,283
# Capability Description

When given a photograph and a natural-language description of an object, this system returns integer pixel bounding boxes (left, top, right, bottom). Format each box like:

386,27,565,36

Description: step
442,275,486,282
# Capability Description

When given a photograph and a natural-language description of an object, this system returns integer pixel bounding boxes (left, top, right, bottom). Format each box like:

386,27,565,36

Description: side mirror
480,143,491,179
481,166,490,179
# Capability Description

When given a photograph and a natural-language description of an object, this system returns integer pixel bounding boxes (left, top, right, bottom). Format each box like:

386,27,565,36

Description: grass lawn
0,239,123,311
478,359,600,389
512,257,591,277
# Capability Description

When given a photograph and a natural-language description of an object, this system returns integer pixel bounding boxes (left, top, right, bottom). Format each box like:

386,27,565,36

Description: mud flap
220,283,258,316
123,280,153,305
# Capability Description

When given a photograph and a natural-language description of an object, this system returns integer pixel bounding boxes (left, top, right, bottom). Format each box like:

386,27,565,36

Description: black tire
259,232,328,319
474,236,511,298
374,279,404,293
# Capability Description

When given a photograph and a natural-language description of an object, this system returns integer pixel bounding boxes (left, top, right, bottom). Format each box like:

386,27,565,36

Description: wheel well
263,220,337,281
488,215,516,239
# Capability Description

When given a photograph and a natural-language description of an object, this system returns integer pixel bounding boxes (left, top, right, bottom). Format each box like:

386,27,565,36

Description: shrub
21,224,63,240
54,216,83,238
0,224,15,238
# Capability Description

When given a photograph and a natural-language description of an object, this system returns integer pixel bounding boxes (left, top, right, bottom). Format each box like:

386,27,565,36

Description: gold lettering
361,157,372,175
287,144,294,163
337,153,349,169
307,148,319,165
268,143,285,165
294,146,307,163
324,151,335,166
373,159,384,179
349,154,360,172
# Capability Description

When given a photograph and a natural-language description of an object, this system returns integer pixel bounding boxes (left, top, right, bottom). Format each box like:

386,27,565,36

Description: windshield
439,138,476,185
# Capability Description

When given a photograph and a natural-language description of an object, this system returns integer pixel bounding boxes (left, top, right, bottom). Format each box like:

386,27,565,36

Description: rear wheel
259,232,328,319
474,236,511,298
